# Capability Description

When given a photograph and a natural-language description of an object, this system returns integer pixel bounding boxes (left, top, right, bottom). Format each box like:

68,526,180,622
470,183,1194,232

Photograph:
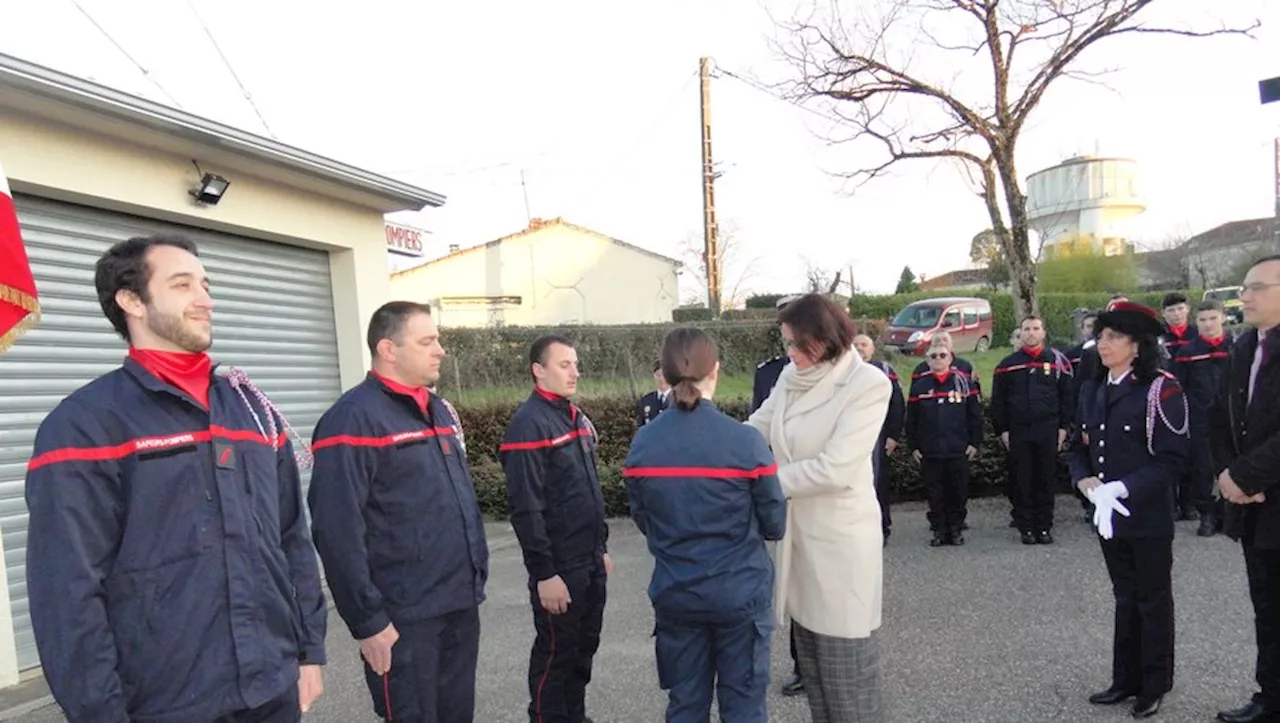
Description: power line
68,0,183,108
185,0,275,138
711,63,852,128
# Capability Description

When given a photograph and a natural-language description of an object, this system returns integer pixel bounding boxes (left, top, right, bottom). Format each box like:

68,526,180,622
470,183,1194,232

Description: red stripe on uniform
621,463,778,478
311,427,456,452
26,426,284,472
499,428,589,452
908,390,980,403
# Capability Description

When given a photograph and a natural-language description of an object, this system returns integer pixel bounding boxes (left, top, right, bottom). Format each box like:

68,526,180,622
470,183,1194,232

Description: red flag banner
0,162,39,354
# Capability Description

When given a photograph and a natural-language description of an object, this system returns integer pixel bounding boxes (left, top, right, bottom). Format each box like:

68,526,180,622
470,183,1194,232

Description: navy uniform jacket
1069,371,1191,538
1065,340,1099,425
751,355,788,412
910,355,978,394
25,358,326,723
308,375,488,640
501,390,609,582
623,400,786,620
1210,328,1280,547
635,390,668,427
1173,334,1231,422
991,347,1073,437
906,371,983,458
867,359,905,444
1161,324,1198,372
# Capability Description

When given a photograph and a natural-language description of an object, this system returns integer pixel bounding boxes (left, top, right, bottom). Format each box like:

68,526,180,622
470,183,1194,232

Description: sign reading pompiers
385,221,429,257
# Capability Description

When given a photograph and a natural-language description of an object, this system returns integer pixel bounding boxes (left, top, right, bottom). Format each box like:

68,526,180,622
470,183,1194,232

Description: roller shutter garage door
0,195,342,671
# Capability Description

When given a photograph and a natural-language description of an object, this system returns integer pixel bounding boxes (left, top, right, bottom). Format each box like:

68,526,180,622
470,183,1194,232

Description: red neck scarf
129,347,212,408
1023,346,1044,358
373,371,429,415
1204,334,1226,348
931,370,953,385
1170,324,1188,339
535,385,577,422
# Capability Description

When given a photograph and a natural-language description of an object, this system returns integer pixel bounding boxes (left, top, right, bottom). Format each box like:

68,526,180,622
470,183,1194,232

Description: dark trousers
1010,431,1058,532
872,440,891,534
214,686,300,723
653,610,771,722
1099,535,1175,699
1185,417,1216,517
921,456,968,532
362,606,481,723
788,621,800,675
1244,540,1280,707
527,562,607,723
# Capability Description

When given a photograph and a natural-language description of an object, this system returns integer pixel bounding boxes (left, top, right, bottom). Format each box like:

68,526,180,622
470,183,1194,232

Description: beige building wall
390,223,679,327
0,97,392,389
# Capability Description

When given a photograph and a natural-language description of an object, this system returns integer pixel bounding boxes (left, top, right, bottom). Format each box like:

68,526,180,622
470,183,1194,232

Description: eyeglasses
1241,281,1280,295
928,353,950,359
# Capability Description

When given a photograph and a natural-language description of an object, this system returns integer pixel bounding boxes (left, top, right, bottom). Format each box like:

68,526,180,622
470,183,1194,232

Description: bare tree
678,219,763,309
802,258,845,294
773,0,1256,320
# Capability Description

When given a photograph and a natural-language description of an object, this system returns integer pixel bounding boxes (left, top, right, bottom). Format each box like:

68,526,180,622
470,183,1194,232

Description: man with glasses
1212,256,1280,723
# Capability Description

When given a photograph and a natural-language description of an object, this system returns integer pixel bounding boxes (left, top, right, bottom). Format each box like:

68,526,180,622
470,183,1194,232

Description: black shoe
1021,530,1037,545
1176,508,1199,522
949,529,965,546
1088,686,1137,705
1198,518,1218,537
780,673,804,696
961,522,969,531
1131,696,1161,718
1218,699,1280,722
1036,530,1054,545
930,531,947,547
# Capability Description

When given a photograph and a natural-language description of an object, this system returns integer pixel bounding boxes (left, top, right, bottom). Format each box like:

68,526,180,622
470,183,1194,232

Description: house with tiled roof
1181,217,1278,288
389,217,681,327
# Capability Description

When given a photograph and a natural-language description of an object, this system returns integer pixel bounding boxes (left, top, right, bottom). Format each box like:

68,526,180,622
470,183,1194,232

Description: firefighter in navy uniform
1173,300,1234,536
991,315,1073,545
909,330,978,390
749,295,804,697
906,341,983,546
1160,292,1198,369
501,335,612,723
624,327,787,722
25,236,327,723
854,334,906,543
308,301,489,723
636,359,671,428
1071,301,1190,720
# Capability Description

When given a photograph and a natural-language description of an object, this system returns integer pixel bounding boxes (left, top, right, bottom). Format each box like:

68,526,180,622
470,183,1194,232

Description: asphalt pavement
14,496,1264,722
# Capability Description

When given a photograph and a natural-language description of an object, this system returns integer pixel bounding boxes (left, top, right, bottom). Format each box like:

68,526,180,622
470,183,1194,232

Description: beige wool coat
746,349,892,639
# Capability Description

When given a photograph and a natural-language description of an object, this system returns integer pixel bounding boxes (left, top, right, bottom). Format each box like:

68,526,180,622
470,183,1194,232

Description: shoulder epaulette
756,355,785,369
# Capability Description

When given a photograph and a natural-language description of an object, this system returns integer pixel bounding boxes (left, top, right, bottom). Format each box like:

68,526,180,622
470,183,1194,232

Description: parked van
879,297,994,356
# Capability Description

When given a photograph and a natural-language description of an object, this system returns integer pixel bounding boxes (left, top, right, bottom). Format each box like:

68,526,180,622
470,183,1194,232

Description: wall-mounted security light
190,173,230,206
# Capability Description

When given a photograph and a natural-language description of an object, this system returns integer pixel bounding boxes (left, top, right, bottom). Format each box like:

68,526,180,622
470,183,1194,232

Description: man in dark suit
635,360,670,428
1211,255,1280,723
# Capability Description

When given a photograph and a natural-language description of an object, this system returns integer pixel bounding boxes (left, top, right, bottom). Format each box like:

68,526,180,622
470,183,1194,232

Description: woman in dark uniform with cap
1070,301,1191,719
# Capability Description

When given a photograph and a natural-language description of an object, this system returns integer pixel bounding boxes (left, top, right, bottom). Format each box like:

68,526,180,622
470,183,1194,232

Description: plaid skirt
793,623,884,723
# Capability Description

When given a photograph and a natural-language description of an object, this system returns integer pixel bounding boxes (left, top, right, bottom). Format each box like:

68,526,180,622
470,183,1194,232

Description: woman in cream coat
747,293,893,723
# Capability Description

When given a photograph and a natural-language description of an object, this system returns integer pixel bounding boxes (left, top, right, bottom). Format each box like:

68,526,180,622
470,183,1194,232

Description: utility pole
699,57,721,315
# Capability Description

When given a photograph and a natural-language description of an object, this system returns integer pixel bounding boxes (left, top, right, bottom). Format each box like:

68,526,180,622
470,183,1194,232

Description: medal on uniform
1044,362,1051,374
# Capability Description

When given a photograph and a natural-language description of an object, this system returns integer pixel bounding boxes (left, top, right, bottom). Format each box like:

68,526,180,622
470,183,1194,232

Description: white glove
1090,481,1131,540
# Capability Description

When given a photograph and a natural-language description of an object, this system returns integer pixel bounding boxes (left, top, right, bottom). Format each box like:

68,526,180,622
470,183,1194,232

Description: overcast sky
0,0,1276,295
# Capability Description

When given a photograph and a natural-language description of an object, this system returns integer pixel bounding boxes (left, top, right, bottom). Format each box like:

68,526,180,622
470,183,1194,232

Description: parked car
1203,286,1245,325
879,297,993,356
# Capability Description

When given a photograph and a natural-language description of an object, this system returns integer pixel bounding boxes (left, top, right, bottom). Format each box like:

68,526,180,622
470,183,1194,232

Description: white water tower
1025,155,1145,258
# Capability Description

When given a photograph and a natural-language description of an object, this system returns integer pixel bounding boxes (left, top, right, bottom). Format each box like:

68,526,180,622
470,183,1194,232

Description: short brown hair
1196,300,1223,314
777,293,856,363
661,327,719,410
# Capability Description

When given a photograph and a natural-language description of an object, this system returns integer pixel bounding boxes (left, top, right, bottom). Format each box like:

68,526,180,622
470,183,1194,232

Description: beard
147,306,212,353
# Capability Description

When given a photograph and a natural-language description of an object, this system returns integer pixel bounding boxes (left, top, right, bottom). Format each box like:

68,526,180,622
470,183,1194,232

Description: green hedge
457,395,1072,519
848,290,1197,347
438,319,889,391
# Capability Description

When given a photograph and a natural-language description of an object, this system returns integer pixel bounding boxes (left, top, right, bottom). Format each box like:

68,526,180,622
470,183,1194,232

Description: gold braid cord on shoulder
0,282,39,355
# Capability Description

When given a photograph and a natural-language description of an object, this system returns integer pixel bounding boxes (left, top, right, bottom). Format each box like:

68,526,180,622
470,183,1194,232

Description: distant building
1025,155,1144,259
390,217,681,327
919,268,991,292
1181,217,1278,288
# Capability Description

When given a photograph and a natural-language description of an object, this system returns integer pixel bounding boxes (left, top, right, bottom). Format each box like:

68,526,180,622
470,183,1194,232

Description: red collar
931,370,953,384
1204,335,1226,347
535,385,577,422
1170,324,1188,339
1023,346,1044,358
128,347,212,409
372,370,429,415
